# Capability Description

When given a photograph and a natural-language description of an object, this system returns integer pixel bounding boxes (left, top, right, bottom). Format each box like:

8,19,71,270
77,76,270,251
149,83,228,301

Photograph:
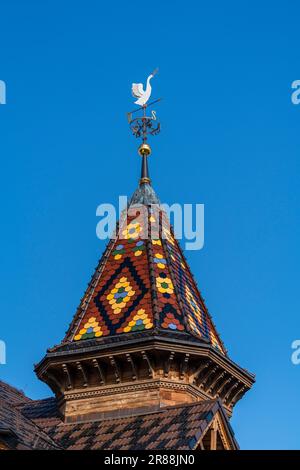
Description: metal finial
127,70,161,186
139,144,151,185
138,143,151,157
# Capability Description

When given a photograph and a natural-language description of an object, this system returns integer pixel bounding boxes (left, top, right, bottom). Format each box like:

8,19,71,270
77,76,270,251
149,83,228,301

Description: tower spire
127,100,161,204
127,70,161,187
34,71,254,432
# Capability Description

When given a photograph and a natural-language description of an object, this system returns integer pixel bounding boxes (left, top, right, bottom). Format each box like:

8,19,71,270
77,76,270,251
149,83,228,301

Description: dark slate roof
0,380,31,406
129,182,160,205
21,397,59,422
0,382,60,450
23,399,234,450
0,381,237,450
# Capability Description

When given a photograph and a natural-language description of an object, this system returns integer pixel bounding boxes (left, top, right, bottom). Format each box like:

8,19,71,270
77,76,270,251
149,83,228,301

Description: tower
34,74,254,449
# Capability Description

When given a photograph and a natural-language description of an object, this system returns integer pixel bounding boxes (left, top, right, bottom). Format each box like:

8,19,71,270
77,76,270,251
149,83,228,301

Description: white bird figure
132,69,158,106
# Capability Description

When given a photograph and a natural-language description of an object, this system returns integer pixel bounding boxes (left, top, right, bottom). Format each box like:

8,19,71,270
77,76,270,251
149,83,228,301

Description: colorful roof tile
63,183,226,355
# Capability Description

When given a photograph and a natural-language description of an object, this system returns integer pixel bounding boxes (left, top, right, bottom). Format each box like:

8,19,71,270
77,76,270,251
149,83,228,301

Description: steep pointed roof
36,120,254,427
59,178,226,355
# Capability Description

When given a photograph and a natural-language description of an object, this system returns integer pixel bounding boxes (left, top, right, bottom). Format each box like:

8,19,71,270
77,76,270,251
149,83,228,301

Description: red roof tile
57,203,225,355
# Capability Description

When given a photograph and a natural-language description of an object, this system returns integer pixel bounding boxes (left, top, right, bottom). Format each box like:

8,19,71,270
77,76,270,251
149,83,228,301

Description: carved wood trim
109,356,121,383
62,363,72,390
200,365,218,390
126,353,138,380
215,414,234,450
63,379,204,401
164,351,175,378
141,350,154,378
45,371,62,392
206,370,225,394
223,381,239,403
190,359,211,384
215,375,232,397
227,384,245,406
92,358,106,385
180,353,190,380
76,361,88,387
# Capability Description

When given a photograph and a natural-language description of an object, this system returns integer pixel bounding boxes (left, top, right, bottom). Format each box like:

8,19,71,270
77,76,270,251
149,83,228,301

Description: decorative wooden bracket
206,370,226,394
190,360,210,385
109,356,121,383
200,365,218,390
199,366,218,389
62,363,72,390
223,380,239,403
44,371,62,392
141,350,154,378
180,353,190,380
92,358,105,385
126,353,138,380
230,385,246,406
164,351,175,377
214,375,232,397
76,361,88,387
225,382,244,406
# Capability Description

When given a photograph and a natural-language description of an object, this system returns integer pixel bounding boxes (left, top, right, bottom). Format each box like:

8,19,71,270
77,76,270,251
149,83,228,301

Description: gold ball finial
138,142,151,157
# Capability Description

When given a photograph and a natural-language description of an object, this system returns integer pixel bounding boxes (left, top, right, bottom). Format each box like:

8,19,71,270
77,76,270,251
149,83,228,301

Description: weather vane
127,68,161,160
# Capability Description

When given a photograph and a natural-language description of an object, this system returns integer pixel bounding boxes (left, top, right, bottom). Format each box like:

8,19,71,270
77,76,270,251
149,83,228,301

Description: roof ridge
163,399,218,411
0,379,31,403
0,386,61,449
21,396,56,405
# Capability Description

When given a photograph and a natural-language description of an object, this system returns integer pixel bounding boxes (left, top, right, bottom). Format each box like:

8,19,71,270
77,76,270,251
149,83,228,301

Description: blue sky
0,0,300,449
